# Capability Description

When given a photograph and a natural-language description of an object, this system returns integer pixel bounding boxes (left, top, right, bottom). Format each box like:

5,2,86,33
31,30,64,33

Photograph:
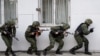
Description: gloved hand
90,28,94,32
3,31,7,34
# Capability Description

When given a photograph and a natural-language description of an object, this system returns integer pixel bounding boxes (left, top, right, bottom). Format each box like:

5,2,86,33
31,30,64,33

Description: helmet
85,19,92,25
32,21,40,27
5,21,9,25
5,19,15,26
62,23,70,30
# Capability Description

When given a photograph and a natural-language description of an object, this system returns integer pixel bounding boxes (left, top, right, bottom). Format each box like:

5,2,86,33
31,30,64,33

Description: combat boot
56,49,63,55
5,48,9,56
12,53,16,56
35,51,41,55
43,49,47,56
84,52,92,55
84,46,92,55
56,51,63,54
11,50,16,56
5,52,9,56
27,48,33,54
69,48,76,55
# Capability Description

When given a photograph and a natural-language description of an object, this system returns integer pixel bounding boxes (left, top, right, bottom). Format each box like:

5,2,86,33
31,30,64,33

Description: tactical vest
29,26,37,37
75,23,88,35
29,25,41,38
1,25,13,36
50,26,64,37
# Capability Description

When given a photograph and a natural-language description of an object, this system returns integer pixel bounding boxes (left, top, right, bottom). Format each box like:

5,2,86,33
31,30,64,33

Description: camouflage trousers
25,36,37,52
70,34,89,52
1,35,13,53
44,33,64,51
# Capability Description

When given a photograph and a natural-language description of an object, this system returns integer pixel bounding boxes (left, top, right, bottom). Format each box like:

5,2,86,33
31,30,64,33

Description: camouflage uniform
25,21,41,55
43,23,70,55
0,20,16,56
69,19,93,55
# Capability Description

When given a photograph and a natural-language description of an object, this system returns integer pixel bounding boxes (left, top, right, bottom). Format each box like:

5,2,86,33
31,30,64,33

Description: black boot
35,50,41,55
69,48,76,55
12,53,16,56
56,49,63,54
5,48,9,56
5,52,9,56
27,48,33,54
43,49,47,56
56,51,63,54
84,44,92,55
84,52,92,55
11,50,16,56
69,45,83,55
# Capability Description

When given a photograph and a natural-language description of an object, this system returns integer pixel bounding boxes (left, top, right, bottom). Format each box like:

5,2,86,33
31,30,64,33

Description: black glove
90,28,94,32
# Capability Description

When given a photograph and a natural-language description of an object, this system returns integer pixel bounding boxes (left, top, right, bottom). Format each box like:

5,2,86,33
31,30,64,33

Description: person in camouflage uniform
25,21,41,55
69,19,94,55
43,23,70,55
0,20,16,56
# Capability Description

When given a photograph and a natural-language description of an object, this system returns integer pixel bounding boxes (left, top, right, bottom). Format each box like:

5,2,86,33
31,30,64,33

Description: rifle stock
65,32,74,35
13,37,19,41
5,31,19,41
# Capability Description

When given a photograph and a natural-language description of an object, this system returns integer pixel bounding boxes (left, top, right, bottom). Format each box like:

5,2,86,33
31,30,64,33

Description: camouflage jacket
25,25,40,37
50,26,65,36
75,23,91,35
0,24,16,37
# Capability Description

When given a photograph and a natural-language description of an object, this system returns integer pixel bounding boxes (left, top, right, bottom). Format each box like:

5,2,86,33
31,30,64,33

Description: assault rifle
31,29,49,33
31,29,49,36
37,29,49,32
11,35,19,41
65,32,74,35
0,27,19,41
64,32,74,37
4,31,19,41
57,30,74,36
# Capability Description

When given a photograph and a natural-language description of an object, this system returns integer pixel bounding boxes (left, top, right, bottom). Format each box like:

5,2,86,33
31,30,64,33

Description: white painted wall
70,0,100,52
0,0,100,52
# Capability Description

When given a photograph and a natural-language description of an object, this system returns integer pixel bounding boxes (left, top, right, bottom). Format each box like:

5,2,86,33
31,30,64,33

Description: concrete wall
0,0,100,52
